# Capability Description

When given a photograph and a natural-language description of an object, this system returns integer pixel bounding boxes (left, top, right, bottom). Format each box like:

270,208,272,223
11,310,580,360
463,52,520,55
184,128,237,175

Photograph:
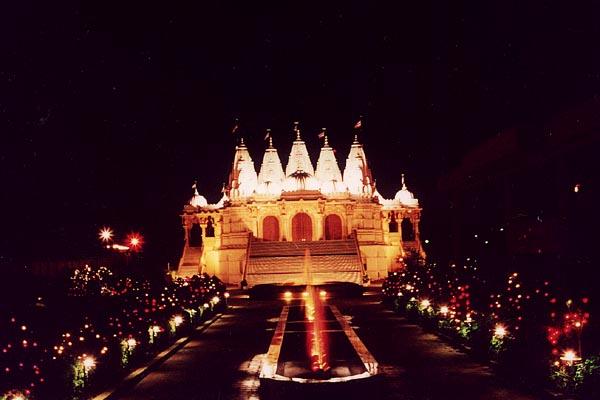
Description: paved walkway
336,291,538,400
113,289,539,400
114,295,279,400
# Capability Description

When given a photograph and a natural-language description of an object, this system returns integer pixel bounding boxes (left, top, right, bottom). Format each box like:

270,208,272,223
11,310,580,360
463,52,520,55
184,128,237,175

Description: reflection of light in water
303,249,329,373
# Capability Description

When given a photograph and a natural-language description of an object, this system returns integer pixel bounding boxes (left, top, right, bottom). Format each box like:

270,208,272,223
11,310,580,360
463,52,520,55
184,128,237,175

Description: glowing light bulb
211,296,220,304
126,338,137,348
440,306,449,315
560,350,581,365
319,290,327,298
173,315,183,326
420,299,431,308
82,355,96,371
494,324,507,338
99,227,113,242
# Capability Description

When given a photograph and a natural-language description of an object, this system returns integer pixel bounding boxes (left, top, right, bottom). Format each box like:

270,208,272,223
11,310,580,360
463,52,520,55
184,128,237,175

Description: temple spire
401,173,407,190
315,132,346,194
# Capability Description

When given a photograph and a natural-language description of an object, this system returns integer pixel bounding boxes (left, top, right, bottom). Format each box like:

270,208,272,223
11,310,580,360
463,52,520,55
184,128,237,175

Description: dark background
1,1,599,270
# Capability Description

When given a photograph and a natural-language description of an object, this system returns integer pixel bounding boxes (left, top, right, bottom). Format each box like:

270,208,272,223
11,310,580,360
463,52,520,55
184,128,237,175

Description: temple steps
245,239,364,286
177,245,203,276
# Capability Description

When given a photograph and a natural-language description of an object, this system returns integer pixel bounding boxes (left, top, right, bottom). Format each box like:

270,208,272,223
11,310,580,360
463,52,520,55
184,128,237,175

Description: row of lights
99,227,143,251
418,296,581,366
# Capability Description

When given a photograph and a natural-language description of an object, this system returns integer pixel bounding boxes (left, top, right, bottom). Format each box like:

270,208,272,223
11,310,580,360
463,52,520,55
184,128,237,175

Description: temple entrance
262,216,280,241
324,214,343,240
401,218,415,241
292,212,313,241
189,223,203,247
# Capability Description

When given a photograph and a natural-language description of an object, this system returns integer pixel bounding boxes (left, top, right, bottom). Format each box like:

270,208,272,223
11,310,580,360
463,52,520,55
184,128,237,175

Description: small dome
189,183,209,208
394,188,417,205
283,170,319,192
190,192,208,208
394,174,419,206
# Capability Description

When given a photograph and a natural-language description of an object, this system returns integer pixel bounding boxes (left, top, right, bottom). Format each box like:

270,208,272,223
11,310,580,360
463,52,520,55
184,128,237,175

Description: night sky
2,1,600,267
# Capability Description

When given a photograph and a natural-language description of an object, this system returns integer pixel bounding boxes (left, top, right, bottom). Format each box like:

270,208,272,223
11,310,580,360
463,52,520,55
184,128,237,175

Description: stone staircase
177,245,203,277
244,238,364,287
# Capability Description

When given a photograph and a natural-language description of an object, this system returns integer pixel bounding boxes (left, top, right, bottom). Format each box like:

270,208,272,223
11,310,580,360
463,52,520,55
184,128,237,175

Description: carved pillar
183,223,190,247
281,215,289,241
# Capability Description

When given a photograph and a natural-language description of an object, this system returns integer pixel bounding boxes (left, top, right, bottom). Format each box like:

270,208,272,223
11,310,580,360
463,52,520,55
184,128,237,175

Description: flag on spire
231,118,239,134
318,128,326,139
264,128,271,141
354,118,362,129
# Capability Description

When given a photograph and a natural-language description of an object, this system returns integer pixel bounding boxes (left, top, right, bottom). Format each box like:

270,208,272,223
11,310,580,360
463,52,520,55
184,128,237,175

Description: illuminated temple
176,127,425,287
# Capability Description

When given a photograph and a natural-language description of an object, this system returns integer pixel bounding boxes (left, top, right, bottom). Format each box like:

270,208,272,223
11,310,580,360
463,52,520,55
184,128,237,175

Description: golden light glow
494,324,507,338
82,355,96,370
560,350,581,365
440,305,449,315
283,291,293,300
420,299,431,308
126,338,137,348
302,291,309,298
211,296,220,304
319,290,327,298
99,227,113,242
224,292,230,298
173,315,184,326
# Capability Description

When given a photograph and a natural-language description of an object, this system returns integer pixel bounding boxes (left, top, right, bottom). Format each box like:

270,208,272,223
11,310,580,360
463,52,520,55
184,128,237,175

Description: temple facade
177,127,425,286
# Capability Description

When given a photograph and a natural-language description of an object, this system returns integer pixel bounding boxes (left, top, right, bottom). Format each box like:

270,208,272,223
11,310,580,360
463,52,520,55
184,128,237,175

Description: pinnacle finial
265,128,273,148
193,180,200,196
293,121,301,141
353,134,359,144
324,135,329,147
401,173,407,189
239,136,245,146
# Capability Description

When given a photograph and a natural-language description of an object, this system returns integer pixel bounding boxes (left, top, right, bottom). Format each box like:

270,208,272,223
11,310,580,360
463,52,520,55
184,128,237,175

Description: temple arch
401,218,415,241
324,214,343,240
291,212,313,241
262,216,280,241
189,223,203,247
